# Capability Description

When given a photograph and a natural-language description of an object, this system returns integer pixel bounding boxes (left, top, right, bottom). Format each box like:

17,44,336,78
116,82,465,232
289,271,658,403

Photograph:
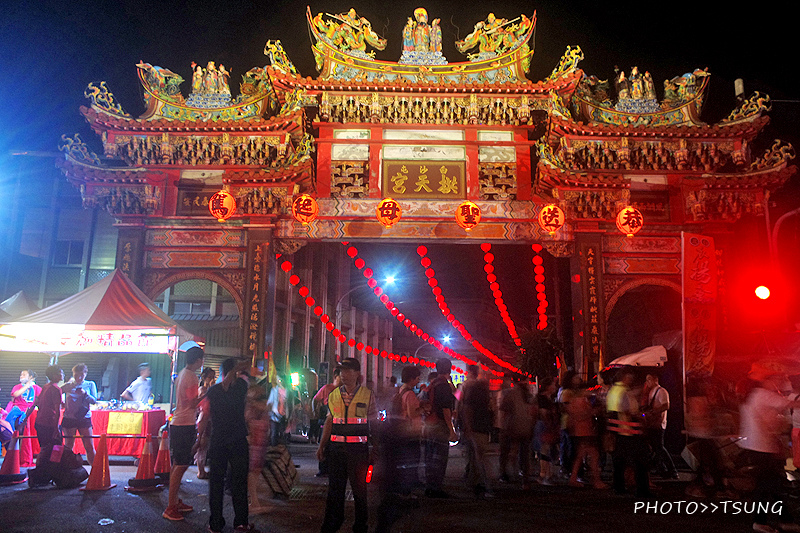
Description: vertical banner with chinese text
244,230,272,367
579,238,605,375
682,233,717,377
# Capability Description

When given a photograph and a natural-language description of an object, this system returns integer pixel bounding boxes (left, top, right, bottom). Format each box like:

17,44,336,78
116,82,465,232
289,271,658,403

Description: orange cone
81,434,116,491
125,434,161,492
154,428,171,481
0,431,28,485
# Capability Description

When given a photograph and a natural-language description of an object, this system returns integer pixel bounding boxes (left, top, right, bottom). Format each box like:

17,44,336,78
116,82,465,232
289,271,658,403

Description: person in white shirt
642,373,677,479
163,347,205,521
121,363,152,404
738,363,800,533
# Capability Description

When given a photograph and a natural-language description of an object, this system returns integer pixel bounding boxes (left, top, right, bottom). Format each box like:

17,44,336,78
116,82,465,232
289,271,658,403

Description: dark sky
1,0,797,160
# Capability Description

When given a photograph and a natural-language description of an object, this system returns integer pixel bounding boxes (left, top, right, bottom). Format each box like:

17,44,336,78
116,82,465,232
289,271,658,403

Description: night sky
1,1,798,358
2,0,797,160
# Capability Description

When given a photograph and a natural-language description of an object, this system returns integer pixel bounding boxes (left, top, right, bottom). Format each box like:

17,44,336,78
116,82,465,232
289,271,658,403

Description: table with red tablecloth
71,409,166,457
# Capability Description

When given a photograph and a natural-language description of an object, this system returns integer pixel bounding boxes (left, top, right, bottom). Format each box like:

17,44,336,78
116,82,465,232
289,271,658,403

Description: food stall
0,269,199,457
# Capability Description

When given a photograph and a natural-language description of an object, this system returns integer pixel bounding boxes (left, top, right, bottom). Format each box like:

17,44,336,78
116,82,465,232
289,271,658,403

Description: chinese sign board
177,189,217,216
382,161,465,199
0,327,173,354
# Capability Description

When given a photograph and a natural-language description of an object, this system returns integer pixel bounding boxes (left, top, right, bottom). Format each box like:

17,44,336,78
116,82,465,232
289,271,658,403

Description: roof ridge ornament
720,92,771,125
750,139,795,171
545,45,584,82
85,82,131,118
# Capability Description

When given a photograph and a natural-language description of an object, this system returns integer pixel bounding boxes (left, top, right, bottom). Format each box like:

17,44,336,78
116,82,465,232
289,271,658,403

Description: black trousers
208,438,249,532
612,435,650,496
748,449,792,525
645,426,677,476
321,443,369,533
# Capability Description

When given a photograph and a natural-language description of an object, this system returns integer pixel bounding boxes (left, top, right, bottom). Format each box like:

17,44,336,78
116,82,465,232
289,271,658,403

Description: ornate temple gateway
58,7,796,379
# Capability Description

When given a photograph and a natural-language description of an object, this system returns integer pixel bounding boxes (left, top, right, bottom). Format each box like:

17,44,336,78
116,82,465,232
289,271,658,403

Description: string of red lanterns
277,255,466,374
415,245,529,377
532,244,549,330
338,242,493,374
480,243,522,348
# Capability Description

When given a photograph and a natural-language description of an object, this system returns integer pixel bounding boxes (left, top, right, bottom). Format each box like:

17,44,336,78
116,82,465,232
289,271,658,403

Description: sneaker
162,507,185,521
778,523,800,533
753,524,778,533
234,525,261,533
568,479,583,488
176,499,193,513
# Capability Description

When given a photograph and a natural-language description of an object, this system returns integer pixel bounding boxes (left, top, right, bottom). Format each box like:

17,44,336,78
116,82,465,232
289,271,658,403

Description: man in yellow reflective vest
606,368,651,497
317,358,377,533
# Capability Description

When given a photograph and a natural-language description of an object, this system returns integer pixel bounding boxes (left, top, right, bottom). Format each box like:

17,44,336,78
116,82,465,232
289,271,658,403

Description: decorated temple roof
548,114,770,140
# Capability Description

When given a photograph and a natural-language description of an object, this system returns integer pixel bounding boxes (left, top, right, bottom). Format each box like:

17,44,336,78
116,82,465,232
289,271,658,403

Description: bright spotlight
385,275,396,285
755,285,770,300
442,335,451,344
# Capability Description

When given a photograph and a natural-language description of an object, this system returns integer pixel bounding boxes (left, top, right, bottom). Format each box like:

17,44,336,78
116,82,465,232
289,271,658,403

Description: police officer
606,368,650,497
317,358,376,533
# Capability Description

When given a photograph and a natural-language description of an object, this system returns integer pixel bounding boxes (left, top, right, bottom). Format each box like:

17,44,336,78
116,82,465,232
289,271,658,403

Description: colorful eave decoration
455,200,481,231
209,190,237,222
616,206,644,237
291,194,319,225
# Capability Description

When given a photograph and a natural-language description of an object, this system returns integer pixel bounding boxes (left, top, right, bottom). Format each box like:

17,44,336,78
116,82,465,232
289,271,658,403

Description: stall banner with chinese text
682,233,716,376
382,161,465,199
0,326,173,353
106,411,144,435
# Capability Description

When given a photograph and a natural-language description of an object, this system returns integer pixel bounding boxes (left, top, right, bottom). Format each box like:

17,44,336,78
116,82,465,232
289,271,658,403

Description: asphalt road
1,441,795,533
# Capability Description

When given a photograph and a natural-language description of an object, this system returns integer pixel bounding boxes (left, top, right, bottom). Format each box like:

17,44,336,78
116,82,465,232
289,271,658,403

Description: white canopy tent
607,345,668,368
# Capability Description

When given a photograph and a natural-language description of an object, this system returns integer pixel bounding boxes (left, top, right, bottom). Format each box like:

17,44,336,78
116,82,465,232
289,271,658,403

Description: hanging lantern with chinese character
455,200,482,231
616,206,644,237
291,194,319,225
208,190,236,222
537,204,565,235
376,198,402,228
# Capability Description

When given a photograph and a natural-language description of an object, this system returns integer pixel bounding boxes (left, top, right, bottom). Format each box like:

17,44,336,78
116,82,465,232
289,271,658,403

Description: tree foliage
516,326,563,380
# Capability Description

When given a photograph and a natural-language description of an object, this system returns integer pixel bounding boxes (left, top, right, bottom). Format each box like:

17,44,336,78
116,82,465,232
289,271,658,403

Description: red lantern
537,204,565,235
209,190,236,222
376,198,402,228
616,206,644,237
292,194,319,225
455,200,481,231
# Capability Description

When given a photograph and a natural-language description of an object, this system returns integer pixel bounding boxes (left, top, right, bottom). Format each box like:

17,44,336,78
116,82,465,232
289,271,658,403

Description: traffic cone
0,432,28,485
125,434,161,492
81,434,116,491
154,428,171,481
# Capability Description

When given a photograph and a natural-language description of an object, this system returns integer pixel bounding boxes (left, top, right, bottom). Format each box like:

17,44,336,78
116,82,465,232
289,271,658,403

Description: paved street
0,441,794,533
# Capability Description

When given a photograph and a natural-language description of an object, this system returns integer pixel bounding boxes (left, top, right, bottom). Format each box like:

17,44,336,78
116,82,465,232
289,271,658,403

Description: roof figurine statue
398,7,447,65
306,6,536,85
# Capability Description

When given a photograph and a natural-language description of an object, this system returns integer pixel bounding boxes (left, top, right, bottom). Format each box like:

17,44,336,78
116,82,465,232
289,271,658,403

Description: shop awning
0,270,200,354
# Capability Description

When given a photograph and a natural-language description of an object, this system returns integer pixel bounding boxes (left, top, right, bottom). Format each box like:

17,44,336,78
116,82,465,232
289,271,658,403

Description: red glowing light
289,275,300,286
417,246,427,256
281,261,292,272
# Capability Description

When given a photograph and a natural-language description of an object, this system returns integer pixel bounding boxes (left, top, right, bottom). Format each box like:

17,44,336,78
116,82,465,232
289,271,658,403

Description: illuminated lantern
208,190,236,222
537,204,565,235
291,194,319,225
616,206,644,237
376,198,402,228
455,200,481,231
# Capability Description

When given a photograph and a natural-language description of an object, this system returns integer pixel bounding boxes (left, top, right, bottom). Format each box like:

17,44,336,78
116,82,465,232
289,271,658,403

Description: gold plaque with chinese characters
382,161,466,199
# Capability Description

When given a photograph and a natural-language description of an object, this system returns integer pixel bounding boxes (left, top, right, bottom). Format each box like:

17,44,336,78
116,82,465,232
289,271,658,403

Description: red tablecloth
72,409,166,457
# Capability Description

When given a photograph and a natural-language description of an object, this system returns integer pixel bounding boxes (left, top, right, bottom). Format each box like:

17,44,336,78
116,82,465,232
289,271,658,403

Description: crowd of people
6,353,800,533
